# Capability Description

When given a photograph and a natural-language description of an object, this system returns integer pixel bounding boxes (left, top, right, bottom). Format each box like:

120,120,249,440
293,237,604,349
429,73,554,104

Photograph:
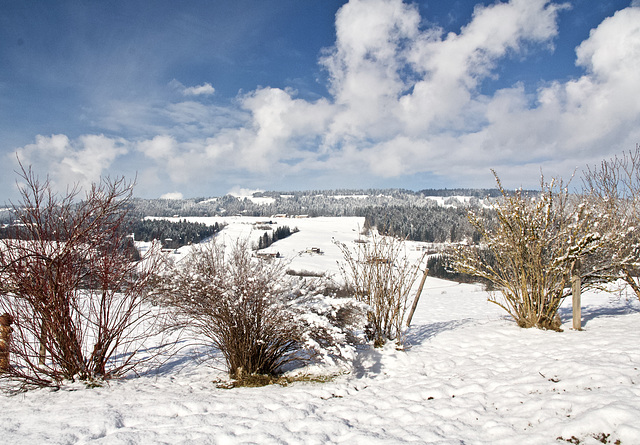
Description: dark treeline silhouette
0,215,223,250
360,205,493,243
417,188,504,198
129,219,224,250
427,250,496,288
257,225,299,250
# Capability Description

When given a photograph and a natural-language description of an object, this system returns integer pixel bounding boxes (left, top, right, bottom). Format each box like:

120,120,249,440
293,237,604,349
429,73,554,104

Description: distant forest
2,188,515,246
127,188,508,244
130,219,224,250
360,206,491,243
0,217,224,251
129,188,504,218
257,225,298,250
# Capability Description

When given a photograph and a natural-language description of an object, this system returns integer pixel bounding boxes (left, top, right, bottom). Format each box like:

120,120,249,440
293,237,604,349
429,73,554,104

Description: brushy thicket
453,172,598,330
581,147,640,302
336,234,427,347
453,163,640,330
153,239,366,379
0,167,164,391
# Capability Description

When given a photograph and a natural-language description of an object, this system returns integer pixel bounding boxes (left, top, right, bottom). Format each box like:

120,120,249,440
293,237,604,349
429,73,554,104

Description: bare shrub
582,146,640,300
336,233,426,347
286,269,325,278
0,166,163,390
453,171,602,330
155,240,366,379
156,239,304,378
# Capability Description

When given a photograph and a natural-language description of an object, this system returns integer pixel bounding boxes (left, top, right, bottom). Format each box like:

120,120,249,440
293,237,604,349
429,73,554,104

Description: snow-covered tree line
127,189,501,247
361,205,491,243
127,188,500,218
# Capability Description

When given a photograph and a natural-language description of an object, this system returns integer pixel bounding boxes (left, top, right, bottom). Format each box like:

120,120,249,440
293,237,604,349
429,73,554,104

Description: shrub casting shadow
353,345,383,379
558,299,640,326
353,319,476,379
136,342,218,378
405,319,475,347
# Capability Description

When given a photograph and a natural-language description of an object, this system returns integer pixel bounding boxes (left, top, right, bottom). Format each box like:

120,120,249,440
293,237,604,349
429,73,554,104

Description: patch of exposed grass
214,373,341,389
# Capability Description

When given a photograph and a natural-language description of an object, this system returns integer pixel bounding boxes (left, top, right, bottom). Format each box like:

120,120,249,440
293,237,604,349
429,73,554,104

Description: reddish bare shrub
0,166,163,390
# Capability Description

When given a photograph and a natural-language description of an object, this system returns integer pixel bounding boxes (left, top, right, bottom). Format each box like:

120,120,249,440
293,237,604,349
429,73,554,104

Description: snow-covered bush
454,171,602,330
155,239,365,379
582,146,640,300
0,166,163,390
290,279,367,367
336,233,426,347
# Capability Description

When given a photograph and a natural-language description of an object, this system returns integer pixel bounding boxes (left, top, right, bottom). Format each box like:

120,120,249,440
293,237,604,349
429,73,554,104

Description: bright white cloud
182,82,215,96
227,187,263,198
312,0,575,182
471,7,640,172
14,134,128,192
160,191,184,200
310,0,640,187
139,86,335,184
12,0,640,195
137,135,177,161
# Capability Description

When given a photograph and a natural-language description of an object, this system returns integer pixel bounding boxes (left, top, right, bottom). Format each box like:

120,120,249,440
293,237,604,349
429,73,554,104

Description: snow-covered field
2,217,640,444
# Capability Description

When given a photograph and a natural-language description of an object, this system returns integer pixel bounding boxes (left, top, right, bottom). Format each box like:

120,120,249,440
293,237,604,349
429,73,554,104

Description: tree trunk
622,267,640,302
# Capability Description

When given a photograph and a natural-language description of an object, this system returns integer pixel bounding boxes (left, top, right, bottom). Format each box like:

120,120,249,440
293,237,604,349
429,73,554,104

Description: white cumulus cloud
182,82,215,96
160,191,184,200
13,0,640,196
14,134,129,193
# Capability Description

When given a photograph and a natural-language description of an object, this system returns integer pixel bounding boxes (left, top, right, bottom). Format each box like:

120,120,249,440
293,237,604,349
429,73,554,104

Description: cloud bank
11,0,640,196
15,134,128,192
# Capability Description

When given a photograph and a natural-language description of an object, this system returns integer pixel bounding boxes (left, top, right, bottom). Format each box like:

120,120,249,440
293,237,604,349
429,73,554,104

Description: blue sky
1,0,639,200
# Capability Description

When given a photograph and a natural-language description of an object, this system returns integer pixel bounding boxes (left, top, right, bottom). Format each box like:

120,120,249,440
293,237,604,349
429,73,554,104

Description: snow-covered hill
1,217,639,444
129,188,498,219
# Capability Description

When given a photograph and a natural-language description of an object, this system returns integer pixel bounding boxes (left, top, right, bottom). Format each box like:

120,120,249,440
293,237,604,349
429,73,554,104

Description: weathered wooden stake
572,259,582,331
0,313,14,372
406,268,429,327
39,323,47,365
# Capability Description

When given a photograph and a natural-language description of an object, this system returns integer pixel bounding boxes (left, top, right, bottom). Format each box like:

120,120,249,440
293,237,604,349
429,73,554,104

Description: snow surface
2,217,640,444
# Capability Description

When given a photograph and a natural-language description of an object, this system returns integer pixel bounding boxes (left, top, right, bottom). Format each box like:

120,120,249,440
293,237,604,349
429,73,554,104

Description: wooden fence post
406,268,429,327
0,313,14,372
572,259,582,331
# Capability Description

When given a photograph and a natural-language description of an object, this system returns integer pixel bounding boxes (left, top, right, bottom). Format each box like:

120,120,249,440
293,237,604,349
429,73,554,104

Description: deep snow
1,216,639,444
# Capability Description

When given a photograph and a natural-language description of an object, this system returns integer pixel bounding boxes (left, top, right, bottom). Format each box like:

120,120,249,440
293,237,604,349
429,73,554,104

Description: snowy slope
1,217,639,445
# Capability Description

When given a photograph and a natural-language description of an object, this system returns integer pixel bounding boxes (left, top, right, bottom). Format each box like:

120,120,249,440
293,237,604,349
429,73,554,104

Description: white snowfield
2,217,640,444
